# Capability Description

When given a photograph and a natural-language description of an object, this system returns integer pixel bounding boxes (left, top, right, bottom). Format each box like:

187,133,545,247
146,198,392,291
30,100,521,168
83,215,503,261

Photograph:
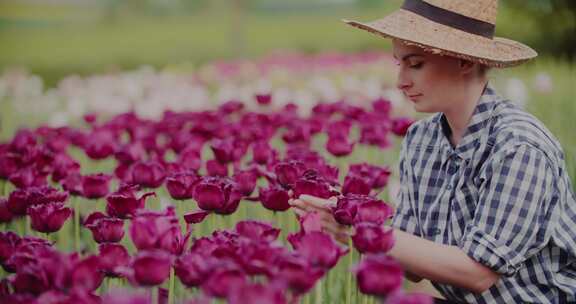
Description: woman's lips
408,94,422,101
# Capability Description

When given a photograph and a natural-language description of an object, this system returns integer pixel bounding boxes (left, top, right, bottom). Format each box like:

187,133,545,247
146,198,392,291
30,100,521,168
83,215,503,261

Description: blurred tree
503,0,575,60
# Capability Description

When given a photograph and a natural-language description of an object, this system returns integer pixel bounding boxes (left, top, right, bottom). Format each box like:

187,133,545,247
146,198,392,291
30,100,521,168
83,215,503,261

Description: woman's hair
478,64,491,78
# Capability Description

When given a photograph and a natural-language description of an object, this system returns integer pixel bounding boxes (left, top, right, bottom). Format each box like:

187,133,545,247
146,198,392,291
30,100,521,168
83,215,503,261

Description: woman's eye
410,63,423,69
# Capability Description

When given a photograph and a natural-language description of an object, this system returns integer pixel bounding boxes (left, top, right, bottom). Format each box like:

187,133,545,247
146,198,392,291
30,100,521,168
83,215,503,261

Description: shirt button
429,228,442,236
446,184,453,190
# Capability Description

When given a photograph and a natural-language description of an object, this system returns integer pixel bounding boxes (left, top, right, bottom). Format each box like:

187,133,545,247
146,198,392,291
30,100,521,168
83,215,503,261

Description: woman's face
392,40,465,113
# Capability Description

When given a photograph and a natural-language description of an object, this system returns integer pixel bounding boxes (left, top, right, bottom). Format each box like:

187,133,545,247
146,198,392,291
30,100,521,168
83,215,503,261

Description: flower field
0,50,574,304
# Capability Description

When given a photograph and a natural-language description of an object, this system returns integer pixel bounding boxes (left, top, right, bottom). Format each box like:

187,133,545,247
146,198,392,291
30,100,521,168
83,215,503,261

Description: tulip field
0,51,574,304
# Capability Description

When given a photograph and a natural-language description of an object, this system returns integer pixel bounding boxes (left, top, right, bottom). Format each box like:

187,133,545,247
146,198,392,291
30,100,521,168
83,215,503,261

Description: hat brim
343,9,537,68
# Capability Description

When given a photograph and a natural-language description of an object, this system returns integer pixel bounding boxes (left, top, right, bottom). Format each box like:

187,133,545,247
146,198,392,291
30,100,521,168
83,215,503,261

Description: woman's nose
396,68,412,91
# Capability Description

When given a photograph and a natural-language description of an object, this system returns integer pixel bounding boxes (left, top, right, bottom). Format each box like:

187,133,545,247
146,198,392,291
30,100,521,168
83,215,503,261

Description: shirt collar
434,83,502,160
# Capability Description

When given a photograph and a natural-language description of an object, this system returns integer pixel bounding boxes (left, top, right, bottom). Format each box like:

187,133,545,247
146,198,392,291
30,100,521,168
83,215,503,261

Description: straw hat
343,0,537,68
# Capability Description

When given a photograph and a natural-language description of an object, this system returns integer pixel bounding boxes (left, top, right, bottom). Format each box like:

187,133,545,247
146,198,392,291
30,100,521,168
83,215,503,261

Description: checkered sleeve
391,138,422,237
460,144,558,277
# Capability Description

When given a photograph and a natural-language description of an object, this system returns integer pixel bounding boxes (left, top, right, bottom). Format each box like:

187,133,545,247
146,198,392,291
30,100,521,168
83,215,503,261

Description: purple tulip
99,243,130,277
175,252,216,287
71,255,105,292
259,185,291,212
114,142,146,164
165,171,200,200
235,220,280,243
0,231,20,265
326,136,355,157
177,146,202,172
352,223,395,254
193,180,225,211
293,170,337,199
2,236,51,273
0,198,14,223
9,166,48,189
82,173,112,199
0,145,19,179
183,210,210,224
342,175,371,195
219,100,245,114
274,161,306,189
85,213,125,243
391,117,415,137
332,194,386,226
206,159,228,176
255,93,272,106
349,163,392,189
106,185,155,219
227,282,286,304
211,138,236,164
102,289,152,304
384,291,434,304
202,267,247,298
193,177,242,215
132,250,172,286
355,200,394,225
252,140,276,165
27,202,72,233
232,169,258,196
84,130,116,160
372,97,392,116
7,186,69,216
288,211,323,248
353,254,403,297
51,153,80,183
129,161,166,188
276,255,324,295
62,172,83,195
130,207,190,255
293,231,347,269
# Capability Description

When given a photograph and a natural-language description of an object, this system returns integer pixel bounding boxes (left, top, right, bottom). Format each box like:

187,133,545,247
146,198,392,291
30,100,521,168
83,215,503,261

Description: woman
291,0,576,303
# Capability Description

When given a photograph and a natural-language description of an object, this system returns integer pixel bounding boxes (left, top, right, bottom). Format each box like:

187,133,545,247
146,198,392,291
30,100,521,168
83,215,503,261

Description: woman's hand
289,194,351,245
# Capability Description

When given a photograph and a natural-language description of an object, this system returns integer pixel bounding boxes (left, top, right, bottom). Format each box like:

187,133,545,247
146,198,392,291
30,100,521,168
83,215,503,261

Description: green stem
152,286,159,304
315,278,323,304
74,197,81,253
168,267,175,304
347,237,353,304
0,179,5,196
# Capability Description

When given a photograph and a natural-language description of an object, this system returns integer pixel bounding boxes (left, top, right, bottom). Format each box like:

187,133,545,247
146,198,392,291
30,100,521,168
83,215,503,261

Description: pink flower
82,173,112,199
130,207,190,255
183,210,210,224
132,250,172,286
259,185,291,212
235,220,280,243
391,117,415,137
129,161,166,188
27,202,72,233
165,171,200,200
255,93,272,106
106,185,155,219
354,254,403,297
99,243,130,277
326,136,355,157
0,198,14,223
352,223,395,254
85,212,125,243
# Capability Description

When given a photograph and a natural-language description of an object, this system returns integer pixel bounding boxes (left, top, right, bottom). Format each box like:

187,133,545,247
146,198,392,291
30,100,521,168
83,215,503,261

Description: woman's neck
443,79,489,147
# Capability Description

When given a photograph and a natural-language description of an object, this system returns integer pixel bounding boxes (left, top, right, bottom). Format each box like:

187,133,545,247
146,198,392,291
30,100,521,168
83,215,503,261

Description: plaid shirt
392,84,576,303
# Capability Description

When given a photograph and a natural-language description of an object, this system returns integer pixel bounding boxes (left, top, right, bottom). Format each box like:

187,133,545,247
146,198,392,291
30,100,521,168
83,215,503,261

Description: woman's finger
299,194,336,210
